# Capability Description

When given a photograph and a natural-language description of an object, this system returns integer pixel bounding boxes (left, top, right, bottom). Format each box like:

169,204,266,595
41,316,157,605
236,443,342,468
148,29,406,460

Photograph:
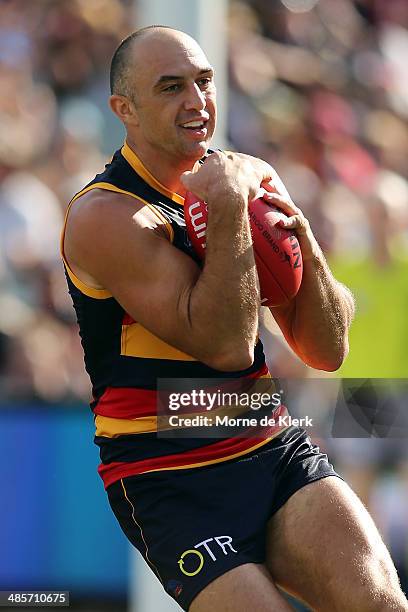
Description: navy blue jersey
61,142,282,488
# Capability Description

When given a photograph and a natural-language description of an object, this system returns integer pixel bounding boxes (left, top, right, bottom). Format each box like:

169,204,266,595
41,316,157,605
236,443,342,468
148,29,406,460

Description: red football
184,191,303,306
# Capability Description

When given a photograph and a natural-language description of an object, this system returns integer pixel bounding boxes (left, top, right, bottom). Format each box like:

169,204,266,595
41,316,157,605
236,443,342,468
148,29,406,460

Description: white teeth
182,121,204,128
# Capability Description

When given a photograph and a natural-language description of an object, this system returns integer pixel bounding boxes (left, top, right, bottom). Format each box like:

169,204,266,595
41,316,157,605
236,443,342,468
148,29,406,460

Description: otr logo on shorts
178,536,237,577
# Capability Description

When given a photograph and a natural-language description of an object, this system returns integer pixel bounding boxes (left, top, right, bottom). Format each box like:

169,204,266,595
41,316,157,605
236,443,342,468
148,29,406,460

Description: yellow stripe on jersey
95,414,158,437
121,321,197,360
64,265,112,299
122,142,185,207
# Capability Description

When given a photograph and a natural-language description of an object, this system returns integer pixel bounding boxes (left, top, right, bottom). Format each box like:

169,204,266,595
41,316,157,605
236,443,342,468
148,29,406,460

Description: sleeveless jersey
61,142,288,489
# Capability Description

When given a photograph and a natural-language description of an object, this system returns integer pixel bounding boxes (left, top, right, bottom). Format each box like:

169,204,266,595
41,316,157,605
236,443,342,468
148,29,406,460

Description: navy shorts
107,426,340,610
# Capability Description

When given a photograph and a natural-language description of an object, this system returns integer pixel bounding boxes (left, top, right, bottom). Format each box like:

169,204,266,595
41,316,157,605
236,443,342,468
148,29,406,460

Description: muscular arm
264,178,355,371
270,234,354,371
188,189,260,368
64,152,264,371
234,152,354,371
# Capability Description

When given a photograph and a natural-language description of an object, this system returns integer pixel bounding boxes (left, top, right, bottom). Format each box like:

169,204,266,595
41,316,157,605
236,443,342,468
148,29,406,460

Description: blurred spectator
0,0,132,403
228,0,408,375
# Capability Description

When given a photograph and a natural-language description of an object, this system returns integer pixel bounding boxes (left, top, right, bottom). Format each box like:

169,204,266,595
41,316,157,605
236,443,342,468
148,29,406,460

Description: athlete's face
128,32,217,163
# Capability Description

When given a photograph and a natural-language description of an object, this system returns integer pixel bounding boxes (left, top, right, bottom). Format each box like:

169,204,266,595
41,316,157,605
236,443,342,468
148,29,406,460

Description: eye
163,83,181,93
197,77,212,88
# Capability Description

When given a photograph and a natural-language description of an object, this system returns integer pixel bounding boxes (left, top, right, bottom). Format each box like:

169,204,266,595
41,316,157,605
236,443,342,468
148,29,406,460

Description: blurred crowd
0,0,131,402
228,0,408,379
1,0,408,604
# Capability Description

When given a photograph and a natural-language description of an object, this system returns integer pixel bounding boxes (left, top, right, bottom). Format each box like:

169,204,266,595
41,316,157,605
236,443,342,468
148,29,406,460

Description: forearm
189,192,260,370
215,153,355,371
286,244,355,371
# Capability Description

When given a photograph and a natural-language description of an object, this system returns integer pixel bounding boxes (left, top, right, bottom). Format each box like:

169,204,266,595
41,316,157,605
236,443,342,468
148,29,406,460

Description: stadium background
0,0,407,610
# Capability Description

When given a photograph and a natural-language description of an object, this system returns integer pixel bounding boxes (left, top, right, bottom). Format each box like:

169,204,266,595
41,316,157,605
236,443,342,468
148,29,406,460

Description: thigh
106,453,280,611
189,563,293,612
266,476,408,612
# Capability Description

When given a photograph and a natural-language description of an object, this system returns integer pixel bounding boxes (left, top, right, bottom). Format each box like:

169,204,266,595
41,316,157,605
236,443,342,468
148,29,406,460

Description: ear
109,95,139,126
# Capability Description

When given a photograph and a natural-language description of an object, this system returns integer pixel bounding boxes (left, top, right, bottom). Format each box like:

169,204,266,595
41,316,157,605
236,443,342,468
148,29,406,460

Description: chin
182,141,209,161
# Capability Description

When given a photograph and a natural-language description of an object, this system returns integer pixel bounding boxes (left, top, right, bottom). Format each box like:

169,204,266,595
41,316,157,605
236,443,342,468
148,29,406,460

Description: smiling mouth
180,119,208,131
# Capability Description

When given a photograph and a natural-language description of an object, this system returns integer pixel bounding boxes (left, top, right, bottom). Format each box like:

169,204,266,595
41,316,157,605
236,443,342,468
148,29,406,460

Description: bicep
103,228,201,347
65,192,201,354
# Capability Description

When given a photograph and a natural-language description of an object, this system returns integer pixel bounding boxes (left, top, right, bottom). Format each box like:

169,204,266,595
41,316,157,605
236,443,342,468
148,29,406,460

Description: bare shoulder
65,187,169,248
63,187,204,359
64,188,170,289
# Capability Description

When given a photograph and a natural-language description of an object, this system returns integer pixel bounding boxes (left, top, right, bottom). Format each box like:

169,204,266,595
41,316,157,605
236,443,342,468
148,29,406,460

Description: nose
183,82,206,111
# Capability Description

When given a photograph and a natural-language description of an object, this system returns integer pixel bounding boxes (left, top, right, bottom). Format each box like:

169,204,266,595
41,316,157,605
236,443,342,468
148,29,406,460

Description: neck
126,136,200,196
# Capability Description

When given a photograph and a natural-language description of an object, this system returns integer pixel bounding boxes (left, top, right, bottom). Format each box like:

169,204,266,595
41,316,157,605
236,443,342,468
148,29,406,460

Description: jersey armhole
60,182,175,299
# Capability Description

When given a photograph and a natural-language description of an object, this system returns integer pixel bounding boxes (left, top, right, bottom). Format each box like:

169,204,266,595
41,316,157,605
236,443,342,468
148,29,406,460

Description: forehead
132,33,212,86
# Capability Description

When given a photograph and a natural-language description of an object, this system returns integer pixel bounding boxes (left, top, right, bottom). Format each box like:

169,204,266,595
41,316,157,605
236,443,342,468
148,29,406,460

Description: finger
278,214,309,234
262,192,300,216
206,150,224,164
180,170,195,188
180,171,206,200
262,171,293,200
262,180,295,205
261,179,277,194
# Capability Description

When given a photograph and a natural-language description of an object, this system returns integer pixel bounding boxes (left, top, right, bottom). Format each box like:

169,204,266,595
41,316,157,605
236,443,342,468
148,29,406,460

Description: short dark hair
109,25,175,98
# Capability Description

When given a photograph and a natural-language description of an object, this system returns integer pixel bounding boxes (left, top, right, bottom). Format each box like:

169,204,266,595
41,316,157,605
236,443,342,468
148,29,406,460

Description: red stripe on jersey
247,363,269,378
93,363,269,420
94,386,156,418
122,313,135,325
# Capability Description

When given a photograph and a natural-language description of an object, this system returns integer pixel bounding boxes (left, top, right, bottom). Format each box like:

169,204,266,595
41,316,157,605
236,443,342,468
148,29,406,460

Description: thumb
181,170,200,193
181,168,207,200
180,170,193,187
